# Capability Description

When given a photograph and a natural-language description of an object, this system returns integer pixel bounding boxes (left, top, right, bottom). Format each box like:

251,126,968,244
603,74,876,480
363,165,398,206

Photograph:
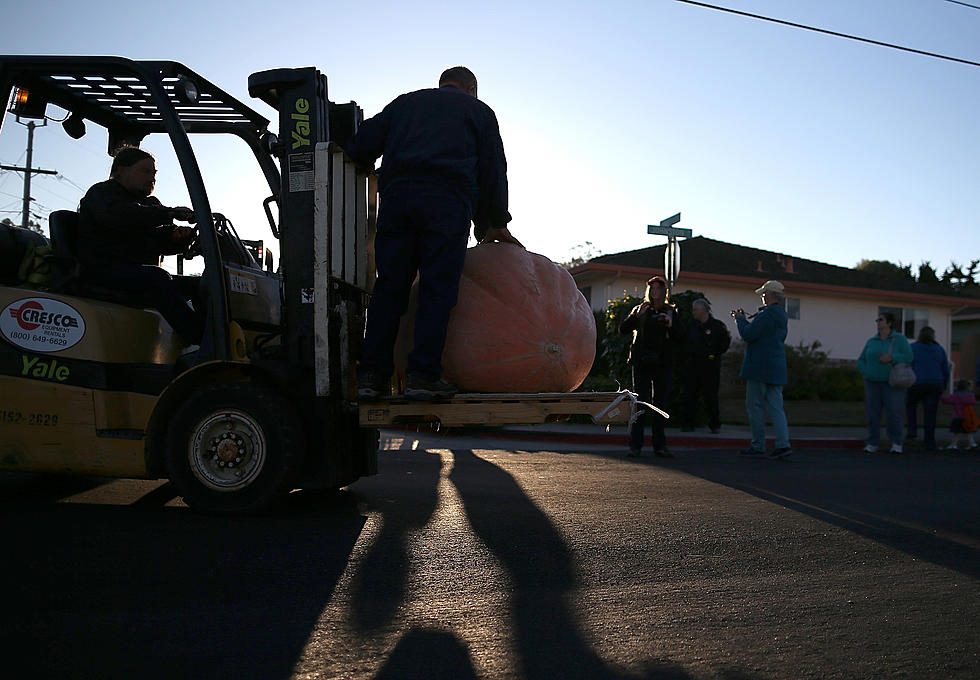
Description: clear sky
2,0,978,274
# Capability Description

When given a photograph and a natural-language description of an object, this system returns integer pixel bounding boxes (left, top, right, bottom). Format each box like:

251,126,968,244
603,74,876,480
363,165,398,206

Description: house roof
576,236,978,303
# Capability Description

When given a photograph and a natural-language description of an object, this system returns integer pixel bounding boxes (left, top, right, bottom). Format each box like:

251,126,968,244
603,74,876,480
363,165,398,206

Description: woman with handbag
619,276,682,457
857,312,914,453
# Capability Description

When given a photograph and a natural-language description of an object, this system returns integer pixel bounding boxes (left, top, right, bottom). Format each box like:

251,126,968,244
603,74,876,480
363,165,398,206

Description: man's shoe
890,444,903,454
404,374,458,401
739,447,765,457
863,444,879,453
627,448,640,458
769,446,793,460
654,447,673,458
357,372,391,400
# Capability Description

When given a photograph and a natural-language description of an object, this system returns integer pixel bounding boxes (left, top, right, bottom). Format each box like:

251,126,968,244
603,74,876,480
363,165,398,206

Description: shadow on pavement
349,448,443,631
0,485,365,680
674,450,980,579
0,471,106,505
449,449,698,680
373,627,480,680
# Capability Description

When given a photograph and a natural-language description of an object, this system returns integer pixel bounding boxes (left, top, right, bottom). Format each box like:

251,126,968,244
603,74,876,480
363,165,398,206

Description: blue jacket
910,342,949,388
345,85,510,239
857,331,913,383
736,304,788,385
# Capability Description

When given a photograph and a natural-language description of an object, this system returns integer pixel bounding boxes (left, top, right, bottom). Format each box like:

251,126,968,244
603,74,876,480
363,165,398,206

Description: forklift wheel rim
188,409,267,492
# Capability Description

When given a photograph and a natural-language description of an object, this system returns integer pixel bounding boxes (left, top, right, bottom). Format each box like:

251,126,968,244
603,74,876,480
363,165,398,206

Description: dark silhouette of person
77,146,202,345
345,66,521,401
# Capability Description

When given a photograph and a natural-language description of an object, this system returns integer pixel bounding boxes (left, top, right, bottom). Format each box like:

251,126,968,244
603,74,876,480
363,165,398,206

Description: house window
580,286,591,305
877,306,929,338
786,297,800,320
903,308,929,339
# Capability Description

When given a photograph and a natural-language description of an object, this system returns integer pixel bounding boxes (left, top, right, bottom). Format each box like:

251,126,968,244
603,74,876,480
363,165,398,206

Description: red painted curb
384,426,865,449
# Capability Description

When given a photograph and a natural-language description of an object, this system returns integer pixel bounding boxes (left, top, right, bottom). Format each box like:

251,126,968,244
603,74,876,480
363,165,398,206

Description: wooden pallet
359,391,636,427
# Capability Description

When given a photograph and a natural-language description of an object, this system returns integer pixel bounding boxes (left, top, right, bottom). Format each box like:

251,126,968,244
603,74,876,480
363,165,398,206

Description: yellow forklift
0,56,633,513
0,56,377,513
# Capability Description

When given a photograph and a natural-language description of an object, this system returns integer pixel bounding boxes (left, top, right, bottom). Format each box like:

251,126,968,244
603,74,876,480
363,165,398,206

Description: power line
944,0,980,11
675,0,980,68
54,173,86,193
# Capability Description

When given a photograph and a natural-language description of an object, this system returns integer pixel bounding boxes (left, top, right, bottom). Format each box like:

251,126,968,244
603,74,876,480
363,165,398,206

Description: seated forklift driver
77,147,203,346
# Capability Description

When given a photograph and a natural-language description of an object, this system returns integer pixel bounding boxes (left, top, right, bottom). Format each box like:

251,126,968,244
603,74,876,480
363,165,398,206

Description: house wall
952,318,980,383
581,273,954,362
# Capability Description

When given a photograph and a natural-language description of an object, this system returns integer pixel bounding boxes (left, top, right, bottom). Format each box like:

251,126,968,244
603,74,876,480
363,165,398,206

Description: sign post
646,213,692,290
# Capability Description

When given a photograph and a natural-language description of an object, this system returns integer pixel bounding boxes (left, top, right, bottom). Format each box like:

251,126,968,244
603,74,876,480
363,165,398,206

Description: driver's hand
171,225,195,242
170,206,195,222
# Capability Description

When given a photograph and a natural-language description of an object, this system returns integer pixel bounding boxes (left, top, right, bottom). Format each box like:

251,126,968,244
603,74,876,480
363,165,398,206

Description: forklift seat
47,209,132,304
48,209,81,260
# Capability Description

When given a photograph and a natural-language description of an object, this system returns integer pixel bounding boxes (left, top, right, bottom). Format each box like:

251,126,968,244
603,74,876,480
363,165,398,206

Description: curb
385,425,865,449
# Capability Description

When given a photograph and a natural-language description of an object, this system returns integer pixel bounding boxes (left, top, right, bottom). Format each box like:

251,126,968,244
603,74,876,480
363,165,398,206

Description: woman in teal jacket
857,312,914,453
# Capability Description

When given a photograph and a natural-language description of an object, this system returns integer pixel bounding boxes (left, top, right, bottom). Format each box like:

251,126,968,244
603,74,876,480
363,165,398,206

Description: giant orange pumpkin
394,242,596,393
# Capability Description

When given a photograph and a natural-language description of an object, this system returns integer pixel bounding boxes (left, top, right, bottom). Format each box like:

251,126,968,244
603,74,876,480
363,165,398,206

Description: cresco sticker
0,298,86,352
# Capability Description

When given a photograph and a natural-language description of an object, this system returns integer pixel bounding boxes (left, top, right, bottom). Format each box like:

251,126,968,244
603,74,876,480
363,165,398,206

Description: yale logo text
291,98,311,150
22,355,70,382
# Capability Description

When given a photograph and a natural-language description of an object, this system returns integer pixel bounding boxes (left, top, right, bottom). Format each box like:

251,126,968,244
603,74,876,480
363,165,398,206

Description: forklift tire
165,382,304,514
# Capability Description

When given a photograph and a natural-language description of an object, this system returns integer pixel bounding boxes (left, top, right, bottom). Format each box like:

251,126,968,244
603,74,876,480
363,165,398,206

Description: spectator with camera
619,276,684,458
734,280,792,459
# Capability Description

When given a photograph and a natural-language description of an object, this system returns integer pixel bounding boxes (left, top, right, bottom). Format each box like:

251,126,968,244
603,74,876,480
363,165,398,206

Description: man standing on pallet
346,66,522,401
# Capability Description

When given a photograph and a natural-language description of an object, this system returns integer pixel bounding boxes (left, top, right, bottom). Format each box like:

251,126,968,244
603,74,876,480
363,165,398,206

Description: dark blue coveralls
346,85,511,381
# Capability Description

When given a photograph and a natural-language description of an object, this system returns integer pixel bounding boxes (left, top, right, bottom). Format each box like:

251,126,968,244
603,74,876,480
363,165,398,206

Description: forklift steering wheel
184,227,203,259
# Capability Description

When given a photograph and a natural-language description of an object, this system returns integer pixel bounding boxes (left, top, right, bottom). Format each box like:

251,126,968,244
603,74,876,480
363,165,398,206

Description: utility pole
0,119,57,231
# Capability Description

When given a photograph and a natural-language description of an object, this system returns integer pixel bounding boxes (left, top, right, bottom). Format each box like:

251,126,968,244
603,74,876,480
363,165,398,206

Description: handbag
887,338,916,389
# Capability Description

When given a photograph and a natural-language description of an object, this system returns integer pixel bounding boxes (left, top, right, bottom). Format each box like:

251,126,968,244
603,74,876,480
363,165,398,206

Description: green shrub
817,365,865,401
599,294,642,388
784,340,828,400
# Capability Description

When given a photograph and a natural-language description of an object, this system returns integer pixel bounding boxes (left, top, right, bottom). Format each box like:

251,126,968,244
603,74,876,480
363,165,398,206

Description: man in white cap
733,280,791,459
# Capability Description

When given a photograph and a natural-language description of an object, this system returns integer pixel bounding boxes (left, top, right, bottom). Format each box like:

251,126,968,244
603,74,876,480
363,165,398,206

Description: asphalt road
1,434,978,680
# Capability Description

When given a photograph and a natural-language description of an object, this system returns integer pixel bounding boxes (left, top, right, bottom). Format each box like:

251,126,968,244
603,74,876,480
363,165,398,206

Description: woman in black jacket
619,276,683,457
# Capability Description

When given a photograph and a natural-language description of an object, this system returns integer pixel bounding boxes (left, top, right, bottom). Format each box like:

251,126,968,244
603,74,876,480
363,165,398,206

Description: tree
854,259,913,281
942,259,980,293
560,241,601,268
917,261,941,286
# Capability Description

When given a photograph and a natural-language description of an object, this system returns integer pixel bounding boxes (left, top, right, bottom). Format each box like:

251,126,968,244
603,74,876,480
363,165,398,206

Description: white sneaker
943,444,958,450
863,444,878,453
890,444,903,454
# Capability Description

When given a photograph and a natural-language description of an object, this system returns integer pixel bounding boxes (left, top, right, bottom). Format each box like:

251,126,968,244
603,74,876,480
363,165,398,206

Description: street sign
660,212,681,228
647,225,692,239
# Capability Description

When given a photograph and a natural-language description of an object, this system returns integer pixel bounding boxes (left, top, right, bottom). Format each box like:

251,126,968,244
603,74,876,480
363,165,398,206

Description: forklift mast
247,68,369,401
